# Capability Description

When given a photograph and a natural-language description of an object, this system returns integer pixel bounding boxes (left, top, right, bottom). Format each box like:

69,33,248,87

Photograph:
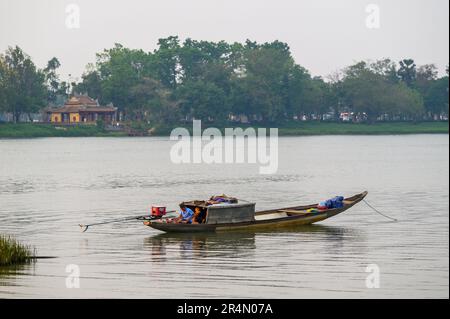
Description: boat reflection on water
143,224,363,263
143,231,257,262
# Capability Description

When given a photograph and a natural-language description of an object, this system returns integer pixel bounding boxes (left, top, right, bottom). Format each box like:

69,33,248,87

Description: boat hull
145,191,368,233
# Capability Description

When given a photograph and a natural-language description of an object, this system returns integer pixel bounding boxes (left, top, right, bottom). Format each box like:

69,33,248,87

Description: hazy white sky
0,0,448,82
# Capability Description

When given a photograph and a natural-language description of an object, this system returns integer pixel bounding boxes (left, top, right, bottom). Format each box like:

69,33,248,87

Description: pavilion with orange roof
47,95,117,124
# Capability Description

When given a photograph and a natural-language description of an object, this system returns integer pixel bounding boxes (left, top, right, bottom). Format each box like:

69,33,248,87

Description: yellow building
47,95,117,124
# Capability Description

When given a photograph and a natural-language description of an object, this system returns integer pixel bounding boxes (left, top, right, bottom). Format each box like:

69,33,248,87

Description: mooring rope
363,198,398,222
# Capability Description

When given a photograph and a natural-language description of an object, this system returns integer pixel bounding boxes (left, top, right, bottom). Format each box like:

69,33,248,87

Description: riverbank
0,123,128,138
0,121,448,138
277,121,449,136
0,235,34,266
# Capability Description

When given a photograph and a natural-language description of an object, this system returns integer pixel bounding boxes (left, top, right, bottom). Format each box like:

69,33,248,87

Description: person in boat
192,207,206,224
172,204,194,224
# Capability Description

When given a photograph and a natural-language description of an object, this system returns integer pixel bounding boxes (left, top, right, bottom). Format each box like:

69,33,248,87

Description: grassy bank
0,235,34,266
152,121,449,136
0,123,128,138
0,121,448,138
276,121,449,136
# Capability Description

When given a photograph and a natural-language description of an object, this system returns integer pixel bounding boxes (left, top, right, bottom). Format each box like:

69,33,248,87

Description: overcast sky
0,0,448,82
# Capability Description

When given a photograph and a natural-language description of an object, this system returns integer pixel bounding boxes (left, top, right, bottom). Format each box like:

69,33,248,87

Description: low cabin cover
183,195,256,225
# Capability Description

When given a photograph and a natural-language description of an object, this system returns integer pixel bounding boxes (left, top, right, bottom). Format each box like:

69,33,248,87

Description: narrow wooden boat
144,191,368,233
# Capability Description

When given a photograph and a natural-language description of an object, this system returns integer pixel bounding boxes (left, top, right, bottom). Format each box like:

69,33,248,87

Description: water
0,135,448,298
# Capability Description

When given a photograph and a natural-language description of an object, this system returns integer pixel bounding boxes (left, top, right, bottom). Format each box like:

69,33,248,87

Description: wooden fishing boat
143,191,368,233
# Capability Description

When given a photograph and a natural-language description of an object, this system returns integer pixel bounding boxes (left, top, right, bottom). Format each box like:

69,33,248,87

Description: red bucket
151,206,167,217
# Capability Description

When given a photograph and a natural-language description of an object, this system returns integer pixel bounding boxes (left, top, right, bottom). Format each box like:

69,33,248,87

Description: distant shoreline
0,121,448,139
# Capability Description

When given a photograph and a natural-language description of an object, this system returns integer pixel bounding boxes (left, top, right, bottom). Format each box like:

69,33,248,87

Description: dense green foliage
0,235,34,266
71,38,448,124
0,39,448,125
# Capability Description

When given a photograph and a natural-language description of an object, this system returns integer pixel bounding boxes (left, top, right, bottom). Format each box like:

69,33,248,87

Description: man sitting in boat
171,204,194,224
192,207,207,224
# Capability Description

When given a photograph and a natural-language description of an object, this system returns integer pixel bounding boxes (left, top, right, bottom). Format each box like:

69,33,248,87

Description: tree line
0,38,448,124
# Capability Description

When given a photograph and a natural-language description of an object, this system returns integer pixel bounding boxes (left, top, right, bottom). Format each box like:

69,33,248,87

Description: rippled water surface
0,135,448,298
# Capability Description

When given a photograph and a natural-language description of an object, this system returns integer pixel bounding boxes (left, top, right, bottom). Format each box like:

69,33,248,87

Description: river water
0,135,448,298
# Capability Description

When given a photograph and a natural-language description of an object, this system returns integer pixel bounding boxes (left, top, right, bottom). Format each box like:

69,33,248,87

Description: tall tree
369,58,398,83
44,57,68,105
73,65,103,102
398,59,417,87
342,62,424,122
286,65,312,119
414,64,441,118
423,76,449,118
95,43,153,117
302,77,330,119
0,46,47,122
327,71,346,120
128,76,175,122
241,41,295,122
177,80,227,122
0,58,6,113
154,36,181,89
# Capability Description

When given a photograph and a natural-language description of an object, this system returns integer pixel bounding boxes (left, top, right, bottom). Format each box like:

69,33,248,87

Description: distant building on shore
46,95,117,124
